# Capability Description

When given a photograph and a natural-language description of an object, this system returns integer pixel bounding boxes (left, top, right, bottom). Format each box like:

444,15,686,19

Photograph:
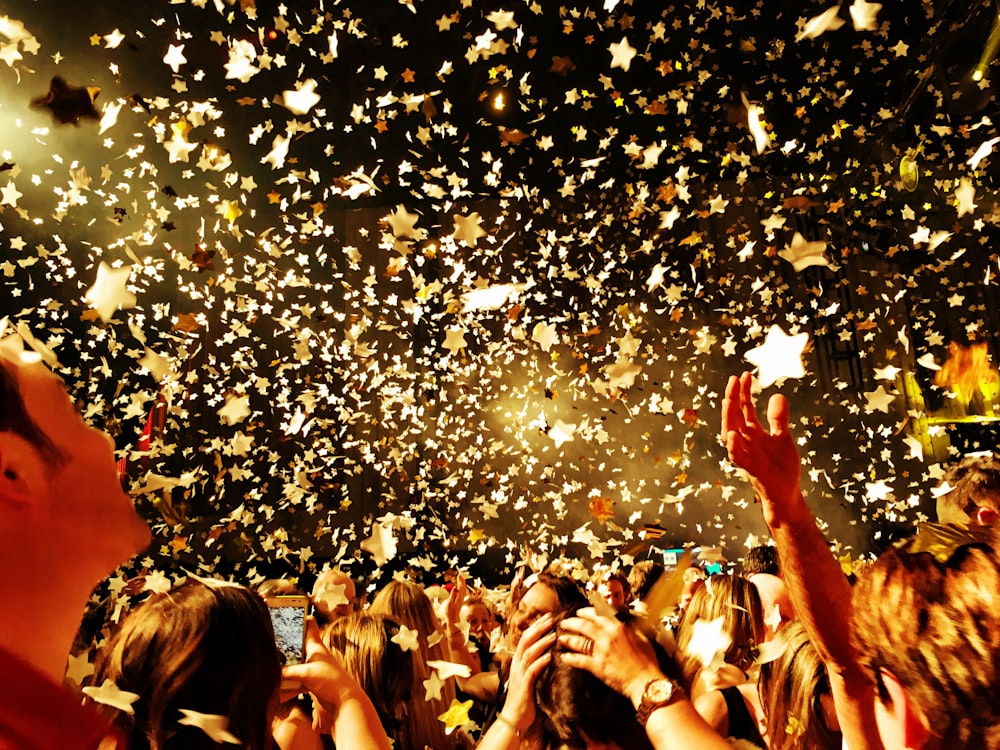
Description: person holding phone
0,336,152,749
88,577,392,750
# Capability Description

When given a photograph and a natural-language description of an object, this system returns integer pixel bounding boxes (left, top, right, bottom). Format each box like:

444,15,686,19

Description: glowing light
493,92,505,111
973,68,985,82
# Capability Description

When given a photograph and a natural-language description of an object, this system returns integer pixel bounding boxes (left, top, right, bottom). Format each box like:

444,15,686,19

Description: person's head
676,574,764,687
749,572,794,639
679,566,706,613
323,613,414,733
370,579,439,640
595,570,630,614
850,525,1000,750
370,579,463,750
256,578,304,599
534,606,654,750
90,579,281,750
460,597,494,640
937,453,1000,526
628,560,665,603
743,545,781,577
509,572,588,648
311,567,357,626
0,353,150,584
758,621,841,750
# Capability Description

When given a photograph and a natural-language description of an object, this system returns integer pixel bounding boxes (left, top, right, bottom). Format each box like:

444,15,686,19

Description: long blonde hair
323,613,414,741
675,574,764,690
370,580,469,750
759,622,840,750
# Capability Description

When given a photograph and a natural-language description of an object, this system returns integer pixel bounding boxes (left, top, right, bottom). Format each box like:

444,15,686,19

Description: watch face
645,678,675,702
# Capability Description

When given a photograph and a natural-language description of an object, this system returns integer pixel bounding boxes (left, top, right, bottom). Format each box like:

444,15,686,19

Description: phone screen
268,597,308,666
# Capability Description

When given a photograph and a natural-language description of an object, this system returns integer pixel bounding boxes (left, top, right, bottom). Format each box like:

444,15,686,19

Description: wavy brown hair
89,580,281,750
851,525,1000,750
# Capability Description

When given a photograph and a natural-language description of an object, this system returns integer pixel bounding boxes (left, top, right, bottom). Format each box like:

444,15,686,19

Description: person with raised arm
721,371,883,750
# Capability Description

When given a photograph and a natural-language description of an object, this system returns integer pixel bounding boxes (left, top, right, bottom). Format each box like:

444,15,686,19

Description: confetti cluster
2,0,1000,607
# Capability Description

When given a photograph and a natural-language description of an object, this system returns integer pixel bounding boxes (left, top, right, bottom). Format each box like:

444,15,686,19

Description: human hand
721,372,803,526
501,612,556,733
446,572,467,630
557,607,665,706
281,619,356,714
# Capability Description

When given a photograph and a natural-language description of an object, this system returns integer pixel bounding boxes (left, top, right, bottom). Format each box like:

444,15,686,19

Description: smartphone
267,595,309,666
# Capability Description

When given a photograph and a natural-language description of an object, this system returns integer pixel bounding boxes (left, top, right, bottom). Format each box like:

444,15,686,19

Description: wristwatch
635,677,682,726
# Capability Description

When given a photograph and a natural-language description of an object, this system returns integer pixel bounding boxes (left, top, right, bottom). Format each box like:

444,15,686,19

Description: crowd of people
2,340,999,750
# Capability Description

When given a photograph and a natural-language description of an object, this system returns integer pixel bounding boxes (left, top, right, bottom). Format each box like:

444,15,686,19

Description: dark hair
90,580,281,750
938,453,1000,524
743,545,780,577
851,525,1000,750
534,605,654,750
628,560,665,602
0,361,65,465
533,571,589,609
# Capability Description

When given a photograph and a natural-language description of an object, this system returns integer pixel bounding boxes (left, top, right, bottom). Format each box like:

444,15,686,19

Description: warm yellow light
973,67,985,82
493,92,505,111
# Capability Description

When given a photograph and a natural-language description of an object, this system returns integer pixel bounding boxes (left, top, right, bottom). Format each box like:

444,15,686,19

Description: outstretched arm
722,372,882,750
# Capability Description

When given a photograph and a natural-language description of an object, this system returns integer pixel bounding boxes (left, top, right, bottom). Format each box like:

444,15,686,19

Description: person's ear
0,433,45,507
880,669,931,750
973,506,999,526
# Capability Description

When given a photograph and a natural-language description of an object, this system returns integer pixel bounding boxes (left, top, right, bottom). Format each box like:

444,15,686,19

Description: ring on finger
582,637,594,656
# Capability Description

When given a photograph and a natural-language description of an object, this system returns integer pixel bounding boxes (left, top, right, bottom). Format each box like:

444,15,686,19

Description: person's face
461,601,492,638
680,578,704,611
4,359,150,565
600,580,626,612
510,583,559,647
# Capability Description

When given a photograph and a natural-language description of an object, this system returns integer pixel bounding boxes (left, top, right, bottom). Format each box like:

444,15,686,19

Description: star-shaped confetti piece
452,212,487,246
608,36,637,72
177,709,241,744
217,393,252,425
82,679,140,714
863,384,896,413
778,232,832,272
282,79,321,115
849,0,882,30
84,262,136,323
438,699,474,733
391,623,420,652
744,326,809,388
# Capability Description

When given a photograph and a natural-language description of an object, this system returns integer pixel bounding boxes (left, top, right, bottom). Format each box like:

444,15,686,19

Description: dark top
720,685,766,749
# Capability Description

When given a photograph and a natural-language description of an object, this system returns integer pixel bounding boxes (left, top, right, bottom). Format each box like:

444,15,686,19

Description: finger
738,371,762,429
521,631,557,663
766,393,790,437
515,613,554,653
302,617,327,659
556,632,595,655
522,651,553,684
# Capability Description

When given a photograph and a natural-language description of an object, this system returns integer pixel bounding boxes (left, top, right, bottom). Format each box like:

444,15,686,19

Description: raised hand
502,612,556,733
721,371,802,524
